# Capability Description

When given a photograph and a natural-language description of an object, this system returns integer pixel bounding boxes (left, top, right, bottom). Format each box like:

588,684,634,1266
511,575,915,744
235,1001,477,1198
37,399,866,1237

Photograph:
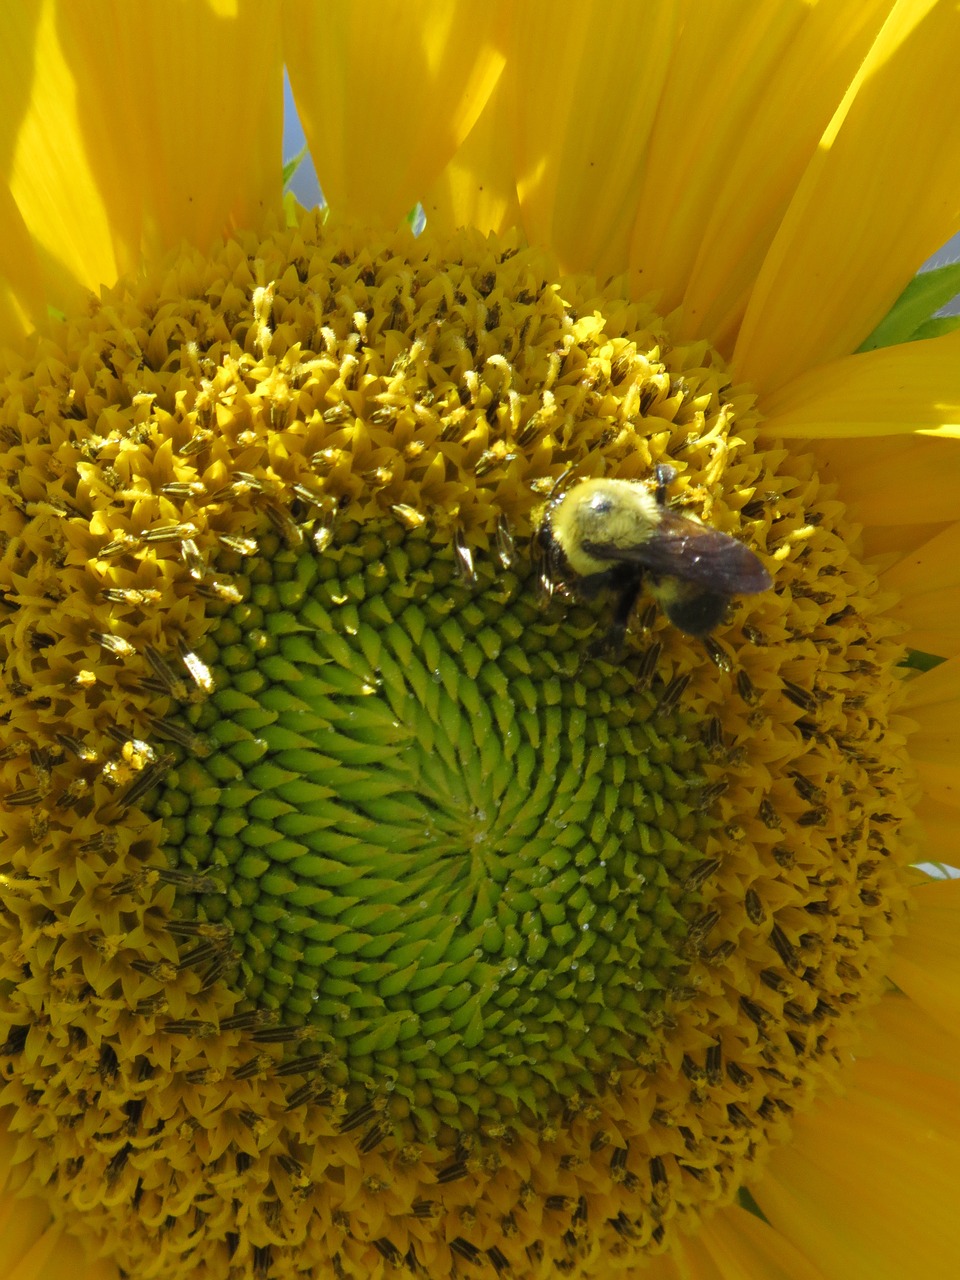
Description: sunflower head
0,208,919,1279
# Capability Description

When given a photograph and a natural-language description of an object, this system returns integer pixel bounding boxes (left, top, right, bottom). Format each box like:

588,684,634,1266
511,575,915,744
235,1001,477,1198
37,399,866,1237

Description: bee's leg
591,572,643,660
654,463,677,507
534,577,552,610
607,579,644,655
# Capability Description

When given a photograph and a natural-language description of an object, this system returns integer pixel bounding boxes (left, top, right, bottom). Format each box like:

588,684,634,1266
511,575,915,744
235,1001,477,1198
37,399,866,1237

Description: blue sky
283,71,322,208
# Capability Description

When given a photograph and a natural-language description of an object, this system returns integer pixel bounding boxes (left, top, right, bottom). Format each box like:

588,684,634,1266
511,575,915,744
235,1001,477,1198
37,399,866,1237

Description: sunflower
1,3,960,1279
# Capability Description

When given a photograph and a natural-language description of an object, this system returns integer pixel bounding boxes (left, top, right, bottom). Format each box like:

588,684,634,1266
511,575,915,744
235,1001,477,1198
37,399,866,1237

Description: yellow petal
0,0,118,314
282,0,506,228
755,997,960,1280
637,1253,685,1280
889,877,960,1036
684,1205,826,1280
760,330,960,440
0,1,282,317
914,793,960,866
0,1195,56,1277
858,519,952,571
0,181,45,345
21,1237,116,1280
422,73,521,237
676,0,890,356
900,657,960,797
862,987,960,1082
57,1,283,272
509,0,679,279
881,533,960,658
812,435,960,528
0,1189,114,1280
735,0,960,392
626,2,825,315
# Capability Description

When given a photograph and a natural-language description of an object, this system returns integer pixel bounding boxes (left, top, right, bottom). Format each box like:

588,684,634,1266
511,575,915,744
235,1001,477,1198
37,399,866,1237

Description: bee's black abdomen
659,589,728,637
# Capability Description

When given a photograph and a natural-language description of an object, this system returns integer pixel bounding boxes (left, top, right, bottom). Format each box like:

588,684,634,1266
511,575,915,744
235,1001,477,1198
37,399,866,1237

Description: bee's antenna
547,463,576,500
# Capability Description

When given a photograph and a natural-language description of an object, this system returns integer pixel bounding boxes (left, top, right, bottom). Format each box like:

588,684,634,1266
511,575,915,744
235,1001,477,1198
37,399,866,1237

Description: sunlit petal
423,72,521,237
0,181,45,345
0,0,118,312
509,0,679,279
812,436,960,528
676,0,890,355
283,0,507,227
627,2,821,314
760,330,960,440
0,0,283,317
60,0,284,267
735,0,960,392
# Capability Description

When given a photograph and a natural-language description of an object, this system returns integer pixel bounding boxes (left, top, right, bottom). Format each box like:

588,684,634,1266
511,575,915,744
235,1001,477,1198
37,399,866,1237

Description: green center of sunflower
0,213,915,1279
148,520,715,1141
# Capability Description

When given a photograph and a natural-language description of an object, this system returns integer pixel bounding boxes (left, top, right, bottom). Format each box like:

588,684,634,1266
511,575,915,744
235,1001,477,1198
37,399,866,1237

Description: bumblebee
533,464,771,647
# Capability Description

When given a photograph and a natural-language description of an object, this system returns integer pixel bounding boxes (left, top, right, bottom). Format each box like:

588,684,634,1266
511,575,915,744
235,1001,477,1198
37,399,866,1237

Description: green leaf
900,649,946,672
859,262,960,351
737,1187,769,1223
911,314,960,342
283,143,309,189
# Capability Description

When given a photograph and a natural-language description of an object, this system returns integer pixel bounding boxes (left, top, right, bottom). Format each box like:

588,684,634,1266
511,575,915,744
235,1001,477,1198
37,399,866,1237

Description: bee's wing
584,510,771,594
